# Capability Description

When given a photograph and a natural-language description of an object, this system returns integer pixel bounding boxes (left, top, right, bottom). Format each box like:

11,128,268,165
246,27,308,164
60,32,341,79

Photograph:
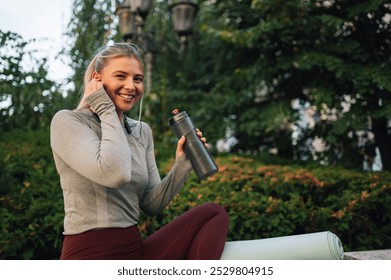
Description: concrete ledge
343,249,391,260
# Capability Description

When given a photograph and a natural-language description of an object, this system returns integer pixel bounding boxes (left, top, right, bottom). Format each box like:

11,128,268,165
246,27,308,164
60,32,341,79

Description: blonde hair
83,42,144,88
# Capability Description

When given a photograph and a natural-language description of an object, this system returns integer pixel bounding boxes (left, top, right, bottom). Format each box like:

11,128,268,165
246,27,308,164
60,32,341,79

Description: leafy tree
0,31,63,131
164,0,391,170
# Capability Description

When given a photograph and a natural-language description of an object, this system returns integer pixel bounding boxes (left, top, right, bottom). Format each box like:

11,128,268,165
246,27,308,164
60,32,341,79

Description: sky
0,0,74,81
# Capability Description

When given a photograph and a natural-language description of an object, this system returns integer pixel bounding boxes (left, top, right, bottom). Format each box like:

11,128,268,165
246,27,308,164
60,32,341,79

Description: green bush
0,129,64,259
140,156,391,252
1,129,390,259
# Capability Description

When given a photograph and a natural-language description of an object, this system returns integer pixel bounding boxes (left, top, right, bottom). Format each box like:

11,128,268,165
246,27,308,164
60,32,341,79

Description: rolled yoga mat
220,231,344,260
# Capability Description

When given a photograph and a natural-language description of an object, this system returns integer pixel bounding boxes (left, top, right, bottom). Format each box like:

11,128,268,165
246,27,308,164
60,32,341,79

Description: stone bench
343,249,391,260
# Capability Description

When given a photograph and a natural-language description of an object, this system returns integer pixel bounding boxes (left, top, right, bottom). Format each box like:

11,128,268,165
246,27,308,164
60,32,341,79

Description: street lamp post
115,0,198,96
170,1,198,51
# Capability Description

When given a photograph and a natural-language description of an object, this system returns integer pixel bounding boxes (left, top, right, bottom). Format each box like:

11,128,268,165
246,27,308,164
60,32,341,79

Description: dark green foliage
151,0,391,170
0,129,64,259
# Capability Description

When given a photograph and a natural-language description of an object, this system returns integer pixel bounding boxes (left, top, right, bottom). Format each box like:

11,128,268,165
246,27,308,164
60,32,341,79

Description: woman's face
95,56,144,114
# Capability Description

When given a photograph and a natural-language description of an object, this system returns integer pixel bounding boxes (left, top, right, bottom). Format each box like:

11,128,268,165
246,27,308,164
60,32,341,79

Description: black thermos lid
169,109,189,126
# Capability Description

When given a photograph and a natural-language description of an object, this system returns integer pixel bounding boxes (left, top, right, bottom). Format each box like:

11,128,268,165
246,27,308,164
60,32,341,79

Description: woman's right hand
78,79,104,109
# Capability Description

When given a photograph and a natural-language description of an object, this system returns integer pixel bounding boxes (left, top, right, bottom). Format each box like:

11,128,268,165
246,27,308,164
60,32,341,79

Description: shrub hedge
1,129,390,259
141,156,391,252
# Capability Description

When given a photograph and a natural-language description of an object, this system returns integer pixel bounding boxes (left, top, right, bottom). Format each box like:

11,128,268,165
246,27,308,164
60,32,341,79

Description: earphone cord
137,94,143,123
132,93,143,136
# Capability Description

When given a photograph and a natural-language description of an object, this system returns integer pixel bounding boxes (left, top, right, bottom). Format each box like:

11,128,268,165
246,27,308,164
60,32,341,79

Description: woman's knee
200,202,230,224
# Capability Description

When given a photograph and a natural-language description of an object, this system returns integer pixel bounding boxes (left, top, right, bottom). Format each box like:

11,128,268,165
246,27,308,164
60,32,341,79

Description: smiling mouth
119,94,135,101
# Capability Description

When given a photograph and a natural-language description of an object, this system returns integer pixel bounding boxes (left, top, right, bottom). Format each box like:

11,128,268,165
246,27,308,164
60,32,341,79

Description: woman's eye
134,76,144,83
116,74,126,79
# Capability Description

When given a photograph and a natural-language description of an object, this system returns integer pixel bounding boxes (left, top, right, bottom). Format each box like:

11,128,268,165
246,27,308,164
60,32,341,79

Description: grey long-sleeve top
50,88,192,235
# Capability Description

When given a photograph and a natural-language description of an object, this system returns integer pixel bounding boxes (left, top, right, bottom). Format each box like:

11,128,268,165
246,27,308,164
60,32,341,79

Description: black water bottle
169,109,218,180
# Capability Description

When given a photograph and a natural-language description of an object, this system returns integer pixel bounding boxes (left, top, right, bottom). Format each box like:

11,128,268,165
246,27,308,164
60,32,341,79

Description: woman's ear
92,71,101,81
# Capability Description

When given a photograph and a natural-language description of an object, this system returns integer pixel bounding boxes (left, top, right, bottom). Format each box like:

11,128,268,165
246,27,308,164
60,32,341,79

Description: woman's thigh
143,202,229,260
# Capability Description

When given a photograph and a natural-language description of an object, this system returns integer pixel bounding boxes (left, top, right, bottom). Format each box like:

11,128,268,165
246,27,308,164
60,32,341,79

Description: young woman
50,42,229,260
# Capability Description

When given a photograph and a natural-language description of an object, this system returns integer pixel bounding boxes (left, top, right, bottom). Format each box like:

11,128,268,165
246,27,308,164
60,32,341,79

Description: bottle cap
169,109,188,126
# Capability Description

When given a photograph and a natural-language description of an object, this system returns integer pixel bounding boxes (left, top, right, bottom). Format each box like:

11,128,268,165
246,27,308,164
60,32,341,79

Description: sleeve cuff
85,88,115,115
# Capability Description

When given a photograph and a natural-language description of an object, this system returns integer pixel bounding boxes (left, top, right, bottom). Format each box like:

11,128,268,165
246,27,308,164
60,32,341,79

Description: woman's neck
116,110,123,123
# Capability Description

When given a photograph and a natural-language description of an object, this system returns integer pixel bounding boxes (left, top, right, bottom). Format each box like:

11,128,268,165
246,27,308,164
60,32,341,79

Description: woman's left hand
175,129,209,159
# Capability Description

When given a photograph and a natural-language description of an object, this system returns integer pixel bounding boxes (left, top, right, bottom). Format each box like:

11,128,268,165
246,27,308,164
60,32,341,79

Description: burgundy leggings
60,202,229,260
